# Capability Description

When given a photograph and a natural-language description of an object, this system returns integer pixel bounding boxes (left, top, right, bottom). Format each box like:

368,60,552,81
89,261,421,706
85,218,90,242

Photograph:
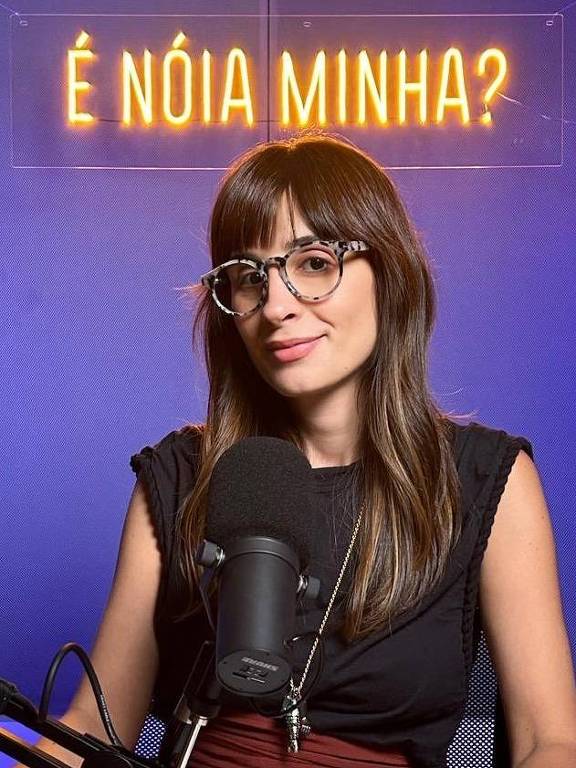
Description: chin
258,370,312,398
266,381,311,399
267,373,340,401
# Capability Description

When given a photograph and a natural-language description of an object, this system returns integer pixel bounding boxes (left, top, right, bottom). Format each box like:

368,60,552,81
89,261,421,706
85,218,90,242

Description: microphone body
212,536,300,695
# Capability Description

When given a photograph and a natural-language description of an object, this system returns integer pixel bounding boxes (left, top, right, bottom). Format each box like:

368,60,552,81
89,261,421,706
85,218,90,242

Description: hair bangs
209,147,296,267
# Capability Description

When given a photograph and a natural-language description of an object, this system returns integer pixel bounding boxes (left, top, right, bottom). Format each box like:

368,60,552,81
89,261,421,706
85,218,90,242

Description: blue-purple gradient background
1,0,575,728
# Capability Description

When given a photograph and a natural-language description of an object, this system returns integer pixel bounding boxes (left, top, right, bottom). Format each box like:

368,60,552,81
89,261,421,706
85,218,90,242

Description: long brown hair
178,132,463,641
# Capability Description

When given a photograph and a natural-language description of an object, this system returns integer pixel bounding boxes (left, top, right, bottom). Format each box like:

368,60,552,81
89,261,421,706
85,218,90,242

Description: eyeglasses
200,239,370,317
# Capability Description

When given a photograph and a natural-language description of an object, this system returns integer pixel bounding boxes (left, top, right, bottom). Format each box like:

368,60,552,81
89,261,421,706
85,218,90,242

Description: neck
288,385,360,469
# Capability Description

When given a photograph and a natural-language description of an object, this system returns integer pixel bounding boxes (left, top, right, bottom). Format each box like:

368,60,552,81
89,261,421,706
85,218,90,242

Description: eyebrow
284,234,318,249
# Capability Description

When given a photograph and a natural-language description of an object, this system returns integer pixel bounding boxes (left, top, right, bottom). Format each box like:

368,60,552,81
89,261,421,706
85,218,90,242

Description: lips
265,335,323,350
267,336,324,363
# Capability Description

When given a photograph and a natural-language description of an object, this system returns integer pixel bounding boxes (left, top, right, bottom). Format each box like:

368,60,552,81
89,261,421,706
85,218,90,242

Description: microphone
196,436,320,697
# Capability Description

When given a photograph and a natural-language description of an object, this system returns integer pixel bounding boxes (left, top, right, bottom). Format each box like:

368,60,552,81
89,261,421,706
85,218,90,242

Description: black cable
38,642,124,748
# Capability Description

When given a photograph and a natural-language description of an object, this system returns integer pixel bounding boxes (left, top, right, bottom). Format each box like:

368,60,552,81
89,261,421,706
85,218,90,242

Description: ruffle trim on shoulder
128,425,205,598
129,444,170,571
461,433,533,683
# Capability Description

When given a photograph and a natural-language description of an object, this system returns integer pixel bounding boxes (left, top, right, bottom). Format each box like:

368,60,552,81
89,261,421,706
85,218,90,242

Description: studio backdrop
1,0,575,737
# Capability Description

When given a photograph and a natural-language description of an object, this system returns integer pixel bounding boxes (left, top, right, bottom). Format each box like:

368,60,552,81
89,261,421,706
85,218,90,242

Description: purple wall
1,0,575,726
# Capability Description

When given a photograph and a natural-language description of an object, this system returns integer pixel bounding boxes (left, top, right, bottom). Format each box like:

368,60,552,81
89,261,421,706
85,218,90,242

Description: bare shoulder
486,448,549,553
479,448,576,764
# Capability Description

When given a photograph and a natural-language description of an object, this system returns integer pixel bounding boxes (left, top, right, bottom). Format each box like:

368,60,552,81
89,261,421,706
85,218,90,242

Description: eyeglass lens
213,244,340,314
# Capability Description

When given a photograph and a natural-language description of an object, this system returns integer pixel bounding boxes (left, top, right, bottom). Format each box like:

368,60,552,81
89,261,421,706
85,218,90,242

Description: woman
32,134,576,767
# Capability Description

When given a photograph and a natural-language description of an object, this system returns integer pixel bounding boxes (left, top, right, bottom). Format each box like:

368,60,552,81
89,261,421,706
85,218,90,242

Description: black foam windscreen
205,437,315,565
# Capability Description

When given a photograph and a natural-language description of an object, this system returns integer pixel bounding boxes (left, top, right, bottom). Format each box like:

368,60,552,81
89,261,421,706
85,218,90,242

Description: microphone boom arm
0,678,157,768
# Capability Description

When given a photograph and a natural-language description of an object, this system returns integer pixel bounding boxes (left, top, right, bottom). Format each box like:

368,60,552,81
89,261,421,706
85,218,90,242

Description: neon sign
10,12,562,169
67,31,508,128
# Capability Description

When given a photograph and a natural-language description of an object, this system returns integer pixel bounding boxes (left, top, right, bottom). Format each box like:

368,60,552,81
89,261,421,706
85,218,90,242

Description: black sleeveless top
129,420,533,768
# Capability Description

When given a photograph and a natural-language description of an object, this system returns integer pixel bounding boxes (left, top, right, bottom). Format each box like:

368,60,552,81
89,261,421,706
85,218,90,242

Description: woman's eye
291,247,338,274
238,270,264,287
303,256,329,271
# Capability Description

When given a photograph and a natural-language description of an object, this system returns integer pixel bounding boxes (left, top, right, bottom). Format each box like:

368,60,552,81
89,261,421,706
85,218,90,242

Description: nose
260,263,300,321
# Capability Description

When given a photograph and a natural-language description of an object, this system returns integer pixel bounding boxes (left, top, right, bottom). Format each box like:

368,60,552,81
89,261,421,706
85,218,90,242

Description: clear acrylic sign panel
9,12,564,169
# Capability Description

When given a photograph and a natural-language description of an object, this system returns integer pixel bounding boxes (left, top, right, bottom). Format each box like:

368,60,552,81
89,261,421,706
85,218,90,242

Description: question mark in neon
478,48,507,124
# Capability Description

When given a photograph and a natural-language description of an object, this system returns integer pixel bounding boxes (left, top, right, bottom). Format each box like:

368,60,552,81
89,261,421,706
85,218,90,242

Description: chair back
447,630,509,767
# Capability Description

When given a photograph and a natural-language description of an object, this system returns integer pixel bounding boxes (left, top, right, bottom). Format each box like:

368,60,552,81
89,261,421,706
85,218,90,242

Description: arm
480,449,576,768
18,479,162,767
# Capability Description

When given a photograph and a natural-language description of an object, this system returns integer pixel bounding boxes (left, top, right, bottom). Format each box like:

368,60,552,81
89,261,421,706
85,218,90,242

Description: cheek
342,284,378,363
336,271,378,333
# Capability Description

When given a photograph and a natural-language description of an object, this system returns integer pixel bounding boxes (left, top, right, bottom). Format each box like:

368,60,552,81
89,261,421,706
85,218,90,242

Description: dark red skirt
190,710,412,767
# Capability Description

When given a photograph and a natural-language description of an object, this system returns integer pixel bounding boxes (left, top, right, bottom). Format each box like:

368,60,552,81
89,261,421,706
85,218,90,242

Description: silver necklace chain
290,503,365,699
